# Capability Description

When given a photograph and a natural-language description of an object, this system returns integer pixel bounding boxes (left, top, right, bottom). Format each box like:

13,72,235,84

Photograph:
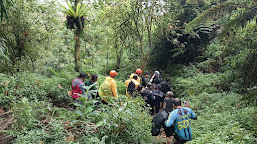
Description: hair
137,85,143,91
166,91,174,98
91,74,98,82
133,75,138,80
173,98,181,106
144,72,149,75
146,82,152,88
79,73,87,78
156,84,162,90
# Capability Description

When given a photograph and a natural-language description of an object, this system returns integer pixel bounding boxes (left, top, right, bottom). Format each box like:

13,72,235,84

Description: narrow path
0,109,13,144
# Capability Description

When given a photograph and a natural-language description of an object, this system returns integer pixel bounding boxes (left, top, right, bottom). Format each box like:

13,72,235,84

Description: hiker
163,91,174,113
71,73,87,104
85,74,98,99
99,70,118,104
141,72,150,87
126,75,140,97
150,71,162,85
140,82,154,107
152,84,165,115
165,98,197,144
160,78,171,95
129,68,142,84
151,91,175,137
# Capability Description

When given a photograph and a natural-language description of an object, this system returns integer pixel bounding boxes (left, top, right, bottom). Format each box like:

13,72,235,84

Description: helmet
154,71,160,75
136,69,142,74
110,70,118,77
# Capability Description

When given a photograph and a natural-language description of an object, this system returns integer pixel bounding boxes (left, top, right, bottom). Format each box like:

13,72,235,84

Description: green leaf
75,110,84,117
172,51,182,58
73,102,84,108
96,120,104,126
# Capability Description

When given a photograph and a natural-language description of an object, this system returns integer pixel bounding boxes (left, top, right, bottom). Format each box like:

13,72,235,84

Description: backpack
151,110,168,136
71,79,83,99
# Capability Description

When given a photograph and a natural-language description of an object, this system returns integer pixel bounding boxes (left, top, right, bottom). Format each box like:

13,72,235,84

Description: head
172,98,182,109
91,74,98,82
133,75,138,80
137,85,143,92
165,78,170,82
146,82,152,88
109,70,118,78
144,72,149,78
154,71,160,76
156,84,162,90
166,91,174,98
136,69,142,76
78,73,87,81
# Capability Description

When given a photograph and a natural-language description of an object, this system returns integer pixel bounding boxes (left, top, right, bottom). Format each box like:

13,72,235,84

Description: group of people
70,69,196,144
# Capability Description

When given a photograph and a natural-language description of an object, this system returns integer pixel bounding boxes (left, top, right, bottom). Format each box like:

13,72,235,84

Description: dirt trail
157,129,174,144
0,108,13,144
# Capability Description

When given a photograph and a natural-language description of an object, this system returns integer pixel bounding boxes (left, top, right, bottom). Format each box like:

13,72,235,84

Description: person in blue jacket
165,98,197,144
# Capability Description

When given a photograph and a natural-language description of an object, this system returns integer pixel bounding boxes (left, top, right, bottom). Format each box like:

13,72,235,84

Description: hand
184,101,190,107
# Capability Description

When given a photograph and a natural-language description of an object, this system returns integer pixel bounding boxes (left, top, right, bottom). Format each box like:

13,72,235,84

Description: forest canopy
0,0,256,143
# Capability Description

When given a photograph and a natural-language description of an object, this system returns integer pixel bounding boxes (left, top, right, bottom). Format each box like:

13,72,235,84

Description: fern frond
218,7,257,38
185,2,245,32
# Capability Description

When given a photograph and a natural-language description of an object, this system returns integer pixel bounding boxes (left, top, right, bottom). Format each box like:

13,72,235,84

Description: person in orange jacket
99,70,118,103
129,68,142,84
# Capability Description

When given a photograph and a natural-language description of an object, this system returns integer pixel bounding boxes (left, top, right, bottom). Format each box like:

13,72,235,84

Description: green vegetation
0,0,256,143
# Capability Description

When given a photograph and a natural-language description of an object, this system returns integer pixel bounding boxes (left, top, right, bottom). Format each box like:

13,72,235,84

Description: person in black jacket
150,71,162,85
160,78,171,95
141,72,150,87
152,84,164,115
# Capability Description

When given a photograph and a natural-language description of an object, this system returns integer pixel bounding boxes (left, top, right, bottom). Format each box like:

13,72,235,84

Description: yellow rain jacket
99,76,118,103
125,79,139,97
129,73,141,84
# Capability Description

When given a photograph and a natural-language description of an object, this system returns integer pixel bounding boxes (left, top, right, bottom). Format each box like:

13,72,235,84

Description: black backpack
151,110,174,136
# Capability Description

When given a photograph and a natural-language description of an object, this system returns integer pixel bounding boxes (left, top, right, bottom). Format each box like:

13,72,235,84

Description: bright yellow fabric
129,73,141,84
125,79,139,97
99,76,118,103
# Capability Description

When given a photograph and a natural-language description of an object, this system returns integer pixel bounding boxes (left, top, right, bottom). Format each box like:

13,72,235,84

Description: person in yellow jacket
99,70,118,103
129,69,142,84
125,75,140,97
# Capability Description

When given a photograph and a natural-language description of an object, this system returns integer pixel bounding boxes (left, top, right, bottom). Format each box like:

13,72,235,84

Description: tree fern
185,1,257,38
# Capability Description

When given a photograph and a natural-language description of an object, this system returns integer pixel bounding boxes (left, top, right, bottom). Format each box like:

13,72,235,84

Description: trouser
172,134,188,144
153,106,160,115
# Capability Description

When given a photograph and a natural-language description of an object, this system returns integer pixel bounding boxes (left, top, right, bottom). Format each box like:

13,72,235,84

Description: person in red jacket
71,73,87,103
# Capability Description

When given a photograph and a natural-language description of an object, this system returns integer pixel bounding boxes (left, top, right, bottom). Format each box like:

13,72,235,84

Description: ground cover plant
0,0,256,143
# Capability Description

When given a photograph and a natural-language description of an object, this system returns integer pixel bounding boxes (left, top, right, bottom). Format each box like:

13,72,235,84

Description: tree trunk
75,28,81,72
74,0,81,72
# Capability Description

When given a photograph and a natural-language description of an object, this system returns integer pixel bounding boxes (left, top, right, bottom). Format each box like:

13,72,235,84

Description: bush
171,72,220,97
183,92,257,143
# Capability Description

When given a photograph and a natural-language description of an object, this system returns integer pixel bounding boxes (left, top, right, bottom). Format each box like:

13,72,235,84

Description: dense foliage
0,0,256,143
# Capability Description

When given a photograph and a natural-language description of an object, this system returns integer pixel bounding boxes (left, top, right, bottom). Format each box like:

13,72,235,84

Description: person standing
150,71,162,85
165,98,197,144
141,72,150,87
99,70,118,104
152,84,164,115
126,75,140,97
163,91,174,113
160,78,171,95
129,69,142,84
71,73,87,103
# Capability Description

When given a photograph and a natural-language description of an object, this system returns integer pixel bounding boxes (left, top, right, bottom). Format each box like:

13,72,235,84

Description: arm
110,80,118,98
149,74,155,83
